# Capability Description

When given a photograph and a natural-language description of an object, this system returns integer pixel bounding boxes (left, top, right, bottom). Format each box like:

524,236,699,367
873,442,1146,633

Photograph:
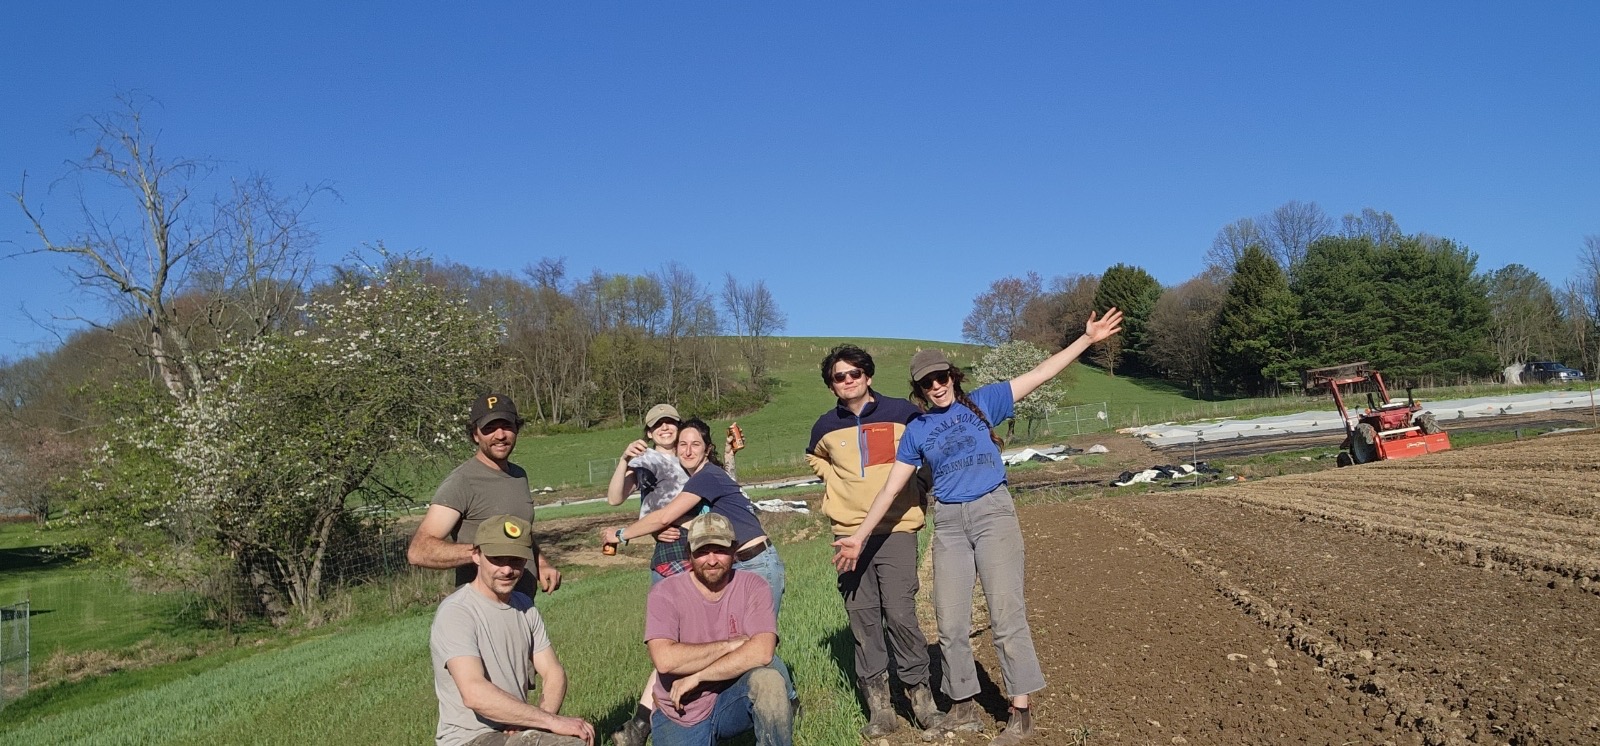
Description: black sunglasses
916,370,951,390
830,368,866,384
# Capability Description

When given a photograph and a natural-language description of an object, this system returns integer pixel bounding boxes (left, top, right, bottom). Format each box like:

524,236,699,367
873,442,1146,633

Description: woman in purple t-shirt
835,308,1122,745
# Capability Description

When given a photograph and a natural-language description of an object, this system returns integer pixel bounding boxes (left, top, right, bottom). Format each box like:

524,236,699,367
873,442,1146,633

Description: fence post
1,597,29,711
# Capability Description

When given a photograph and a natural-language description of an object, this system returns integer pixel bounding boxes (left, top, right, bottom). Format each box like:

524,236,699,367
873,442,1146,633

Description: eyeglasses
916,370,951,390
830,368,866,384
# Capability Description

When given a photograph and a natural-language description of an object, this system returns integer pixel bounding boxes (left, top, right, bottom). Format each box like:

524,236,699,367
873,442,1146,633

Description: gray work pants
931,484,1046,701
836,530,932,685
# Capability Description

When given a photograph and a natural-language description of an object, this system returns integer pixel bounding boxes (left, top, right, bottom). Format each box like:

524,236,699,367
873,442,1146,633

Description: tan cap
687,512,736,552
910,349,953,382
474,514,534,560
645,403,681,428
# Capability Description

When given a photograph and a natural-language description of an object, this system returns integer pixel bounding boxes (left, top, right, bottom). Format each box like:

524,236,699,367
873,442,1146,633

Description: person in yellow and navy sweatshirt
805,344,943,738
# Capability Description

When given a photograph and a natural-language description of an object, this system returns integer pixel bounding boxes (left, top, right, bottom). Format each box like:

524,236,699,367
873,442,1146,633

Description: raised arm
605,440,651,506
830,461,919,572
446,656,595,745
407,504,469,569
1009,307,1123,402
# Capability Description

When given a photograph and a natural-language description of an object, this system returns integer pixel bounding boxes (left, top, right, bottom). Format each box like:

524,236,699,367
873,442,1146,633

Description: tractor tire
1416,412,1442,435
1336,451,1354,468
1351,423,1380,464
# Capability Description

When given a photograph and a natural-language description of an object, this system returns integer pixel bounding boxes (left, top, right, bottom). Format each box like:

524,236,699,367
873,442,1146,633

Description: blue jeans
733,541,786,617
651,660,793,746
732,542,794,699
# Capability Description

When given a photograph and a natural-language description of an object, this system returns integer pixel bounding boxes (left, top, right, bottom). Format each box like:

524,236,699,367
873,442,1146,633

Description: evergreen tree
1210,245,1298,394
1293,235,1493,384
1092,264,1161,375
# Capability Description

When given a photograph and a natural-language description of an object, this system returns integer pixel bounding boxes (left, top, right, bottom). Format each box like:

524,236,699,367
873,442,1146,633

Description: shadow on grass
594,696,640,746
0,543,87,573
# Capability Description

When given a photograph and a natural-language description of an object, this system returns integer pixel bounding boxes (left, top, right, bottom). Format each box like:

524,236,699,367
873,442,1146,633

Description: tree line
964,201,1600,397
0,96,784,622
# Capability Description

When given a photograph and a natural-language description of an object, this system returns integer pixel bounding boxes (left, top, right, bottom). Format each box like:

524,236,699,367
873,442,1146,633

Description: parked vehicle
1522,361,1586,384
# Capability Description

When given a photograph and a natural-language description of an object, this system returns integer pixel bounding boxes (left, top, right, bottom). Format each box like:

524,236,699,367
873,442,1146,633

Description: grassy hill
436,336,1235,494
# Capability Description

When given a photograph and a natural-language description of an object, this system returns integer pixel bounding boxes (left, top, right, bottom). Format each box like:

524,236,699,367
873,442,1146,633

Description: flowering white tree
83,264,499,623
972,340,1070,439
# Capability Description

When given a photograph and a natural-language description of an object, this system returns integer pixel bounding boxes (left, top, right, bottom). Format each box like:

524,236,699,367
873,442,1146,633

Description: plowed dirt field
911,429,1600,746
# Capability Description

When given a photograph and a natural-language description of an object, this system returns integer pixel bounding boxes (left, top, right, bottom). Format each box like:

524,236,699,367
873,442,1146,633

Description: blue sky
4,2,1597,360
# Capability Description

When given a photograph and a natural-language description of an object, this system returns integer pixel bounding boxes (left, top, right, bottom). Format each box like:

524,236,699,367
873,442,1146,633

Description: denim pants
650,659,793,746
931,484,1045,700
733,542,786,618
732,543,793,697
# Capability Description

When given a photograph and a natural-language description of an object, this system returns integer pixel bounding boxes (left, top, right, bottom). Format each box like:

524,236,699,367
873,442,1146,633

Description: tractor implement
1304,361,1451,466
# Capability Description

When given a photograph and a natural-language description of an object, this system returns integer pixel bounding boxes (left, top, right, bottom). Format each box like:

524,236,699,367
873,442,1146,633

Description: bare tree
721,274,786,383
1262,200,1332,270
1018,273,1099,349
1203,218,1267,274
1144,268,1229,391
1485,264,1564,368
9,94,324,402
1339,208,1402,245
962,271,1043,345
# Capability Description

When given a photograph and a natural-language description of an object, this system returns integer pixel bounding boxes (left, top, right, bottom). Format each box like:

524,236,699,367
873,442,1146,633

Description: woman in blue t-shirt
834,308,1122,745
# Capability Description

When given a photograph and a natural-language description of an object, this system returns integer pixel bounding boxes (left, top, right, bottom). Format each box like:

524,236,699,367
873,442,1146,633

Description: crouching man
646,513,794,746
431,514,595,746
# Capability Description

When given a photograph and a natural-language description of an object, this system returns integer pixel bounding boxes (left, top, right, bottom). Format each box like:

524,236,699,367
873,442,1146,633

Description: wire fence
1039,401,1112,437
1,599,27,711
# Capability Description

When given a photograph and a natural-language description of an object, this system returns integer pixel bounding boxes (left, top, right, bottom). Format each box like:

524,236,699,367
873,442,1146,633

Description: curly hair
677,417,725,468
909,366,1004,449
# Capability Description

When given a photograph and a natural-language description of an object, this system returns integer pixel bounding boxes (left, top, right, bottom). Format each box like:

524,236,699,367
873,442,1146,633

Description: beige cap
474,514,534,560
687,512,736,552
645,403,681,428
909,349,953,382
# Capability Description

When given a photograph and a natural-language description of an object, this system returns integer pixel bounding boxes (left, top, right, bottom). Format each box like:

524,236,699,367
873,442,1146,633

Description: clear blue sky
4,2,1597,360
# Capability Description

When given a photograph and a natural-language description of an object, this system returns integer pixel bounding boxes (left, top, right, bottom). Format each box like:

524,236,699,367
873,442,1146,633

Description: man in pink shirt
643,513,794,746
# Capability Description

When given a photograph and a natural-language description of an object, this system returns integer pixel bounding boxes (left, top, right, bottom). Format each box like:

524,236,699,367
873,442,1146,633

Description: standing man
644,512,794,746
410,393,560,597
805,344,942,737
431,514,595,746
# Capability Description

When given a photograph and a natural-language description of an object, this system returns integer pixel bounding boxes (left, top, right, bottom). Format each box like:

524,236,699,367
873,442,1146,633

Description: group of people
407,308,1122,746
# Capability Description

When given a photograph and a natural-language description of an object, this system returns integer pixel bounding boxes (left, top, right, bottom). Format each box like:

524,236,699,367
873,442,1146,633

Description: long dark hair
678,417,725,468
910,367,1004,449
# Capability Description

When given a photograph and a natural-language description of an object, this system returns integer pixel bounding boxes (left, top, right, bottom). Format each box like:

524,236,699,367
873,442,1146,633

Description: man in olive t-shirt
409,393,561,596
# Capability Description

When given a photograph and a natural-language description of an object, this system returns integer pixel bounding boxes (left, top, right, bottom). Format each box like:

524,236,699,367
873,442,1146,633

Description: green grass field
1,510,882,745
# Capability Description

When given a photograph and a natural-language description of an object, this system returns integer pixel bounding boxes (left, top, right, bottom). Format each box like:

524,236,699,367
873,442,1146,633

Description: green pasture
0,510,884,745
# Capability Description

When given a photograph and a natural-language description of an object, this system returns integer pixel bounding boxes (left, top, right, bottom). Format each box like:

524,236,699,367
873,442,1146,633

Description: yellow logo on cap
487,396,499,410
504,521,522,538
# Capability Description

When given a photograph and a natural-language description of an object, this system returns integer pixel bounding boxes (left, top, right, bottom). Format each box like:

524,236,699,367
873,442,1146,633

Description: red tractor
1305,362,1450,466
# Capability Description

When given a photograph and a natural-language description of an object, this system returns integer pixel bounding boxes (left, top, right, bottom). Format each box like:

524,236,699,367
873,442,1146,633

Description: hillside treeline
966,203,1600,396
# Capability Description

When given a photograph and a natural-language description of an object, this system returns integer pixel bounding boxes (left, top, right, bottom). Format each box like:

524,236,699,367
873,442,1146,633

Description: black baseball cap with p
470,393,523,433
474,514,535,560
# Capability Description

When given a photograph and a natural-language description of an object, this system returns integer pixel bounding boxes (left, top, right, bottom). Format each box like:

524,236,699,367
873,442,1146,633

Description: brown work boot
858,673,899,738
988,706,1035,746
609,711,650,746
907,683,943,730
920,697,984,740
